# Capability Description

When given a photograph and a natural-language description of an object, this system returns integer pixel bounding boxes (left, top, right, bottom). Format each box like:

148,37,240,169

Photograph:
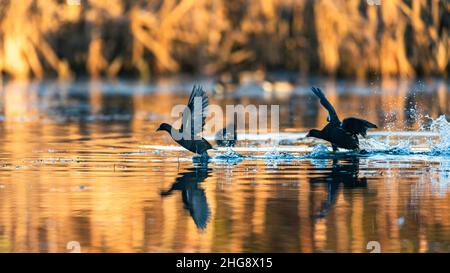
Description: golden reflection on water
0,79,449,253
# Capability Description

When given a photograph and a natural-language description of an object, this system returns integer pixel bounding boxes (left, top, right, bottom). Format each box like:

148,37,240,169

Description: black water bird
309,158,367,219
156,86,213,157
306,87,377,151
160,167,210,229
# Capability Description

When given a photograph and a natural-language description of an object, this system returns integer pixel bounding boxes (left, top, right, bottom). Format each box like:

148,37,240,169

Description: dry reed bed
0,0,448,80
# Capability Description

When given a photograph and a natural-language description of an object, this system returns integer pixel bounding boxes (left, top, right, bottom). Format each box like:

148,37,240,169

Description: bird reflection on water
160,165,211,230
309,158,368,219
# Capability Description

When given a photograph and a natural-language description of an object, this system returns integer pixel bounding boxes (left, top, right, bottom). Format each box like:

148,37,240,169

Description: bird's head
156,123,172,133
306,129,322,139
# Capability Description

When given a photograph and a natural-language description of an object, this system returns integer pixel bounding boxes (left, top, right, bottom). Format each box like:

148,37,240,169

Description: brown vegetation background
0,0,448,80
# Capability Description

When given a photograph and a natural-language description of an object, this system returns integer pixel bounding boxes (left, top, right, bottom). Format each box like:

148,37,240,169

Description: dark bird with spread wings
306,87,377,151
156,85,213,157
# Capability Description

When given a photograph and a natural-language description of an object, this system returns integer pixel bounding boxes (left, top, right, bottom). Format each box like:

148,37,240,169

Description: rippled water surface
0,78,449,253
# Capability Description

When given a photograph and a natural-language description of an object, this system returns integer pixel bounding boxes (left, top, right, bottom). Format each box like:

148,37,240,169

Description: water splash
262,148,295,160
429,115,450,155
212,148,245,164
309,144,330,157
359,116,449,156
360,138,390,151
384,140,412,155
257,147,294,167
214,149,244,159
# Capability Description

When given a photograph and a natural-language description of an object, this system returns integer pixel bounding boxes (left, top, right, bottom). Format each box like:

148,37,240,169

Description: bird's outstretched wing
342,117,377,137
311,87,340,124
181,85,209,138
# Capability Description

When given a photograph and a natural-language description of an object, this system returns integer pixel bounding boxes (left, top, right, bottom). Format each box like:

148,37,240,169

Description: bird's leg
332,144,338,153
